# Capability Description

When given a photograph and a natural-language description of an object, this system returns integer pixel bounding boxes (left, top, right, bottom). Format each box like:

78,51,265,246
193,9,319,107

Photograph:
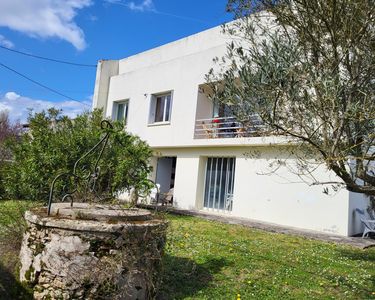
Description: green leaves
3,109,152,202
208,0,375,196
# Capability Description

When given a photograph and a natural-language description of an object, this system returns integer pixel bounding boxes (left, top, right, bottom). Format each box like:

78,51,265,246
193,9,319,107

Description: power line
0,61,91,107
0,45,97,68
3,88,93,94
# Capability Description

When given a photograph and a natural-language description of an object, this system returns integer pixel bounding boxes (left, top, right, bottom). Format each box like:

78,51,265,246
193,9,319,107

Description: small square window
149,92,172,124
113,100,129,124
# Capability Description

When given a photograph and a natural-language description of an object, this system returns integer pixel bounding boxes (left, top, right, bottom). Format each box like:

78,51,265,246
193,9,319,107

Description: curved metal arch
47,120,114,215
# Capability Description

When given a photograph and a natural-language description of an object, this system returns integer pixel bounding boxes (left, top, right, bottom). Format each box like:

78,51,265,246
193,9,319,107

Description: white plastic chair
149,184,160,204
225,193,233,211
355,209,375,238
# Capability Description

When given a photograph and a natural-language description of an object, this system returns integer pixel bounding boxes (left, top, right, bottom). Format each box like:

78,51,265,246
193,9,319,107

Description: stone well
19,203,167,300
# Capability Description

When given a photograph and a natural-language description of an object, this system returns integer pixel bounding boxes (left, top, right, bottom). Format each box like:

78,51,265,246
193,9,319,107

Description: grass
0,201,374,299
0,200,40,300
159,214,375,299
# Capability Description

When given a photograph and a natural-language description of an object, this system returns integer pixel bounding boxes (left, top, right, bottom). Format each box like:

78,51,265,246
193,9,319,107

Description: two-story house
92,23,369,237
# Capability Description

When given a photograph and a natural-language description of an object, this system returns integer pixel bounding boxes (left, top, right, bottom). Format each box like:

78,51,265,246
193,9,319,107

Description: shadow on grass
337,246,375,263
158,255,229,299
336,248,375,295
0,263,32,300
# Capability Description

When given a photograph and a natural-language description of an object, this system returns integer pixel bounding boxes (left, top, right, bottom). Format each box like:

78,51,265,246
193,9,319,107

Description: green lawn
0,201,374,299
160,215,375,300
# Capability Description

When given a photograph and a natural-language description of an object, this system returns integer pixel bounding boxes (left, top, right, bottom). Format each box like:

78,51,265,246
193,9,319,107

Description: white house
92,23,369,237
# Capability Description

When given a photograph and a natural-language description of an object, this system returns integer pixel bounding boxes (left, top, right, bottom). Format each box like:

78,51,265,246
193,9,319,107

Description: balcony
194,115,270,139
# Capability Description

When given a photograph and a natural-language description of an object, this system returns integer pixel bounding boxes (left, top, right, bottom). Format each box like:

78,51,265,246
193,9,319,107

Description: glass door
204,157,236,211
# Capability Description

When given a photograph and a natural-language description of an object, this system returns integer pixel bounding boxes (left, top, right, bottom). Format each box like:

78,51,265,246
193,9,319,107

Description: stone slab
26,204,163,235
49,202,151,222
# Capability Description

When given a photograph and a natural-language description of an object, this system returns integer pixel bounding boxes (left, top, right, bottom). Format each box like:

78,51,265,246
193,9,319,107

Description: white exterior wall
233,154,348,235
157,147,352,236
104,26,230,148
92,60,119,115
92,23,369,236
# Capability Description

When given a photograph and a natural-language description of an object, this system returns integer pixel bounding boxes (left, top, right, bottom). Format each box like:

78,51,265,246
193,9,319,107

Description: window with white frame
149,92,172,124
113,100,129,124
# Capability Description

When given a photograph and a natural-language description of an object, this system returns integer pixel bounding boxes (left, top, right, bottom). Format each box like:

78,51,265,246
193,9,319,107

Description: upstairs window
149,92,172,124
113,100,129,124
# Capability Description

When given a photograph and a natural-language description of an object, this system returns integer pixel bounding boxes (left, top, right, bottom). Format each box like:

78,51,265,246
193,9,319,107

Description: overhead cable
0,61,91,107
0,45,97,68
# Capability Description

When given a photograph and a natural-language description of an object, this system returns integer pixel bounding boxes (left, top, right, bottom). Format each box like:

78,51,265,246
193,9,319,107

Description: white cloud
128,0,154,12
105,0,155,12
0,92,91,123
0,0,92,50
87,14,98,22
0,102,12,112
105,0,208,24
0,34,14,48
5,91,21,101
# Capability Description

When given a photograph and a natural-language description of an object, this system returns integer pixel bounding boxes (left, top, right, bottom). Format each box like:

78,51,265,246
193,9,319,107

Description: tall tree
207,0,375,196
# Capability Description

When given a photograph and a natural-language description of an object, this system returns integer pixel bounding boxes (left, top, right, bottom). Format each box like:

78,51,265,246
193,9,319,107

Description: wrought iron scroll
47,120,113,215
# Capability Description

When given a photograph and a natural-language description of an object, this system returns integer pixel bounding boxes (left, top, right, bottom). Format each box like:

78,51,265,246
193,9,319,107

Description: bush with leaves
0,112,22,200
4,108,152,202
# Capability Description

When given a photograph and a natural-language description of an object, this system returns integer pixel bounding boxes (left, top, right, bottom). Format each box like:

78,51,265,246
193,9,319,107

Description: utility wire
0,61,91,107
0,45,97,68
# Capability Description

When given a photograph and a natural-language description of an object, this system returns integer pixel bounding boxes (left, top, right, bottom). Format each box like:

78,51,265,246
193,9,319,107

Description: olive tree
207,0,375,196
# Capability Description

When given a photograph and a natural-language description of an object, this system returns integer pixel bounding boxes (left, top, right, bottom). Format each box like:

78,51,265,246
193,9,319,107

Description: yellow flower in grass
237,293,241,300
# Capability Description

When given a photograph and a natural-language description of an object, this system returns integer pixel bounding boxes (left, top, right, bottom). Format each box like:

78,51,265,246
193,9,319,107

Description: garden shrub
3,108,152,202
0,161,11,200
0,112,21,200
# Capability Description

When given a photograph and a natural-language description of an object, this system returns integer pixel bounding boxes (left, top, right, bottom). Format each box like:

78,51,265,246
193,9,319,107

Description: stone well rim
25,204,166,233
49,202,152,222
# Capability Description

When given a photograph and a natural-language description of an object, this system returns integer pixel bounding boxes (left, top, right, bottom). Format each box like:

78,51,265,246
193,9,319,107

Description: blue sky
0,0,232,123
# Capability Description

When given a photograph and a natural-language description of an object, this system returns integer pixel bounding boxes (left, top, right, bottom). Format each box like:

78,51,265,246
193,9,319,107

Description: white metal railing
194,115,269,139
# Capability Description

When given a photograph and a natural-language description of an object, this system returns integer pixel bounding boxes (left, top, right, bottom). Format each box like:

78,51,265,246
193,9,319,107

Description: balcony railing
194,115,269,139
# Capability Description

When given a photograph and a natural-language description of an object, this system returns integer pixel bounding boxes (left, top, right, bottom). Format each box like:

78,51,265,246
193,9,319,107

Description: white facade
93,24,369,236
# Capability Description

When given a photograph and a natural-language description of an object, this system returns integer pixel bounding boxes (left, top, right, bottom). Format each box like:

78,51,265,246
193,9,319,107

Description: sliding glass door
204,157,236,211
